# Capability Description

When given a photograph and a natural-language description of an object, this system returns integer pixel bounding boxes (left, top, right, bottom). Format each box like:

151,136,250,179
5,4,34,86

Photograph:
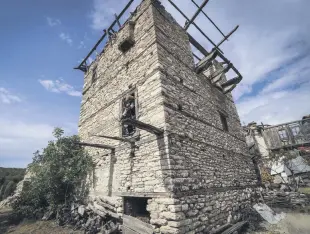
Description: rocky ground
249,212,310,234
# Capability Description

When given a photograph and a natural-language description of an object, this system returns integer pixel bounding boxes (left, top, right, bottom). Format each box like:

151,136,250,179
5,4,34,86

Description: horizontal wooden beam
122,119,164,135
187,33,209,57
76,142,115,150
75,0,135,72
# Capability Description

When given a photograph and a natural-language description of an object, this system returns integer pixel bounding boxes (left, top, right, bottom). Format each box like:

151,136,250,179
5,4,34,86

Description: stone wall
78,0,171,198
147,188,255,234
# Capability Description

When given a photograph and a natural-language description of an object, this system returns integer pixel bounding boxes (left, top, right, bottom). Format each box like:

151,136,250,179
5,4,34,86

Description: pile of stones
43,203,121,234
262,190,309,209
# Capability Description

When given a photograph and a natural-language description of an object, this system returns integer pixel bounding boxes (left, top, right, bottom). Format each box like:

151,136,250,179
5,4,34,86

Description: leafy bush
12,128,94,218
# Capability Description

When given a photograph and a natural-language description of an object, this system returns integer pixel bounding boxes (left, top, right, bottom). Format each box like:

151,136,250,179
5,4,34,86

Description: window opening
219,112,228,132
278,129,288,141
291,126,300,136
124,197,150,223
121,92,136,137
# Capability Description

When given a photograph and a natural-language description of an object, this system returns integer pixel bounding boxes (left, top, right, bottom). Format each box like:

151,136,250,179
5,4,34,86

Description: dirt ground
250,212,310,234
0,208,83,234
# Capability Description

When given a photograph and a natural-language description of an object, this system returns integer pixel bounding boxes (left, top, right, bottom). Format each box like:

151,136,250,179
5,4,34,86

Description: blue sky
0,0,309,168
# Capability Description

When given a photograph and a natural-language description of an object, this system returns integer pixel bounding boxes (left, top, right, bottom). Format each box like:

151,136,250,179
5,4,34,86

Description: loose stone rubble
262,190,310,209
53,202,120,234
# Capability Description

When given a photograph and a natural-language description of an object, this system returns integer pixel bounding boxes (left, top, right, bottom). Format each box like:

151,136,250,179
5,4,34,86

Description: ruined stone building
245,116,310,185
77,0,258,233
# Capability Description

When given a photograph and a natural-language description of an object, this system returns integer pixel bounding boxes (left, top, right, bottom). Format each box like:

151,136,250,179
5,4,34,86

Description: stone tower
78,0,258,233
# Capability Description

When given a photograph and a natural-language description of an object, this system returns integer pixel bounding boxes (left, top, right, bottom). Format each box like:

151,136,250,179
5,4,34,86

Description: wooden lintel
77,142,115,150
122,119,164,135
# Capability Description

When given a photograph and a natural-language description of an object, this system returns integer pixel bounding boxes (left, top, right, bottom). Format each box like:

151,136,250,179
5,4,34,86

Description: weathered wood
122,119,164,135
123,214,153,234
77,142,115,150
184,0,210,30
210,63,232,82
214,25,239,49
222,76,242,88
114,13,121,28
188,33,209,57
210,223,232,234
222,221,247,234
76,0,134,72
191,0,226,38
195,50,218,73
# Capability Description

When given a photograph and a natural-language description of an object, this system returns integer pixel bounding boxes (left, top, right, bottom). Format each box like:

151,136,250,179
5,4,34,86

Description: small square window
219,112,228,132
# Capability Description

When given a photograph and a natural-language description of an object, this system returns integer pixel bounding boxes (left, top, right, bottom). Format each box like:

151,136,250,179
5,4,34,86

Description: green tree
13,128,94,218
3,181,16,198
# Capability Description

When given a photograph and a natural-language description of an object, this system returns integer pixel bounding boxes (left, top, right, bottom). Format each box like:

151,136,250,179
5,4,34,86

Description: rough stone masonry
78,0,258,233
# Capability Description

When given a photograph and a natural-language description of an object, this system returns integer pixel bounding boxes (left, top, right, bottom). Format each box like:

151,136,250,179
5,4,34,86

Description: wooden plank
222,221,247,234
195,50,218,73
122,119,163,135
188,33,209,57
123,215,153,234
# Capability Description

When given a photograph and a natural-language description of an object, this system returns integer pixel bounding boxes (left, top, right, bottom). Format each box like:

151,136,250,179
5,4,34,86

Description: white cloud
46,17,61,27
78,41,86,49
237,81,310,125
261,54,310,94
161,0,310,124
59,33,73,46
0,118,54,168
0,117,79,168
0,87,22,104
38,79,82,97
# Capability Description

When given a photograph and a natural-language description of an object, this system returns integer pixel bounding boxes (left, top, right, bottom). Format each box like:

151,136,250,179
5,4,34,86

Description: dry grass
298,187,310,194
5,220,84,234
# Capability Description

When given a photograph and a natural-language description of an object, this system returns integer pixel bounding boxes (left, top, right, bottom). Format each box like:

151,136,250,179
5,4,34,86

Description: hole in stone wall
121,92,137,137
124,197,150,223
119,39,135,53
179,78,183,84
177,104,183,111
219,112,229,132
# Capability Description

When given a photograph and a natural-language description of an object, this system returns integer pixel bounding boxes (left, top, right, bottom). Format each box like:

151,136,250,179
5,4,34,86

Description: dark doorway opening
123,197,150,223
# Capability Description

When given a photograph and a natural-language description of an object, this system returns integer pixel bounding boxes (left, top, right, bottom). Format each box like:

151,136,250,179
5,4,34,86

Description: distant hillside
0,167,26,201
